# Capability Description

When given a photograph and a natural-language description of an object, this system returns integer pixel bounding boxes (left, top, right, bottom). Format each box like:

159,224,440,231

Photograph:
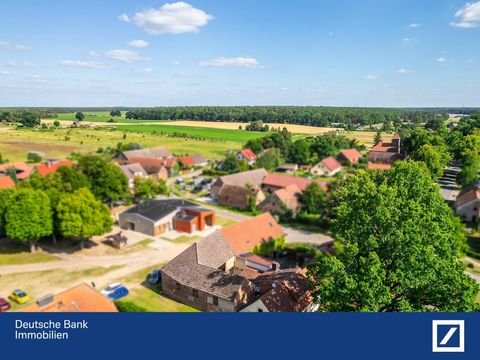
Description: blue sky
0,0,479,107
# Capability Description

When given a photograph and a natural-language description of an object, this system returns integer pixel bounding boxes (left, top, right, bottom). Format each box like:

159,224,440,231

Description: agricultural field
49,111,134,123
0,126,244,161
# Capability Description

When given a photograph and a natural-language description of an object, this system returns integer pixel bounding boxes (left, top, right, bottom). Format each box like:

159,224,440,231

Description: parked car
191,185,203,194
0,298,12,312
8,289,30,305
101,283,129,300
176,178,184,185
147,269,162,285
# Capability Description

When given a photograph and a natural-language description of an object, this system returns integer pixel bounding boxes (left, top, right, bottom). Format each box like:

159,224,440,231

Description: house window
213,296,218,306
176,283,181,291
193,289,199,298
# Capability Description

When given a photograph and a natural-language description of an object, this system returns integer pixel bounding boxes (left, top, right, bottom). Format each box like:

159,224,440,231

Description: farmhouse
276,163,298,174
0,162,34,181
119,163,148,189
311,157,342,177
20,283,118,312
338,148,362,165
260,184,302,215
241,268,318,312
368,133,401,164
116,146,172,162
262,173,314,193
35,160,73,177
211,168,268,210
236,148,257,165
126,157,172,180
161,214,285,312
455,184,480,223
118,199,216,236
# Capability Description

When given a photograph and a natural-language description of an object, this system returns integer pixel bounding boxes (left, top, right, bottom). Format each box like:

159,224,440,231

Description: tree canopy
309,161,479,312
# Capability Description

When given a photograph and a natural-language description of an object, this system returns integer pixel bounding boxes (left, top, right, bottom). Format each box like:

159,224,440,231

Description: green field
118,124,266,143
0,126,243,161
50,111,134,123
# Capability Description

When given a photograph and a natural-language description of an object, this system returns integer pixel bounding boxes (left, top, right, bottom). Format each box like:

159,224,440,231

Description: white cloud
118,13,130,22
363,74,378,80
467,58,474,63
407,23,422,28
31,74,47,83
402,37,413,43
436,57,447,63
135,67,153,74
104,49,147,63
395,68,413,74
0,70,10,75
172,60,181,65
89,50,101,57
129,40,149,48
122,2,214,35
451,1,480,28
199,57,261,68
0,41,31,50
61,60,111,69
6,61,35,68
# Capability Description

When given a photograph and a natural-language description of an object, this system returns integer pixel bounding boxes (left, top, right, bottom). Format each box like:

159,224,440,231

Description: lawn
0,126,242,161
161,235,202,244
118,124,266,143
104,239,154,255
216,216,237,227
0,242,59,265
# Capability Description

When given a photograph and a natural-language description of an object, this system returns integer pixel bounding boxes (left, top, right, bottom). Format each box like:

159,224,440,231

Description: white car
100,283,123,296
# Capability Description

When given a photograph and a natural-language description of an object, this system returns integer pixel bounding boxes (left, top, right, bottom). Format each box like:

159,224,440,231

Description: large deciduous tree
411,144,451,179
309,161,479,312
77,155,128,203
5,189,53,252
56,188,113,249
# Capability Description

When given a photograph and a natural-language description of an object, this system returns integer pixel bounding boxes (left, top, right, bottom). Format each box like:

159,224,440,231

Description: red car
0,298,11,312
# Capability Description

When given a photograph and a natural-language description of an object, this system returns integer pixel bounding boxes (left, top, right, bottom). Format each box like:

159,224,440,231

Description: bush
27,152,42,163
252,236,286,256
115,300,148,312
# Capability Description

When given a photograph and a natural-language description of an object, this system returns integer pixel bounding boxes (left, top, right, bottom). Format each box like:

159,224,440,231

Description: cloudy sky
0,0,479,107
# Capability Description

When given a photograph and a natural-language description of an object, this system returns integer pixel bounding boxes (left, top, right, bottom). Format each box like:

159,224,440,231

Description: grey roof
122,199,197,222
122,147,172,160
120,163,148,180
196,231,234,269
162,242,248,300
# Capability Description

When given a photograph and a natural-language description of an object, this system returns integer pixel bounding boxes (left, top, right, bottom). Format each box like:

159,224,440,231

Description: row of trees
0,110,48,127
125,106,449,127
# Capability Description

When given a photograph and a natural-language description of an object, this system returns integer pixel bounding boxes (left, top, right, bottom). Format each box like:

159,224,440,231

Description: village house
20,283,118,312
126,157,173,180
455,184,480,223
119,163,148,189
118,199,216,236
241,268,318,312
178,154,208,168
35,159,73,177
116,146,173,163
161,213,288,312
310,157,342,177
236,148,257,165
337,148,363,165
0,162,34,181
275,163,299,174
211,168,268,210
262,173,318,193
368,133,401,164
260,184,302,215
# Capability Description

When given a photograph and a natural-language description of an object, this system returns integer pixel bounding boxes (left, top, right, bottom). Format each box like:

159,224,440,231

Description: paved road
437,164,460,203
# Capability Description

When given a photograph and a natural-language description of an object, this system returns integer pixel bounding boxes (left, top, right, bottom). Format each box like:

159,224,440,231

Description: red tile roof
239,148,257,161
339,148,362,164
392,133,401,140
178,156,195,167
456,186,480,207
370,142,397,153
0,176,15,189
20,283,118,312
320,156,342,172
0,162,34,180
367,163,392,171
220,213,285,254
263,173,312,192
35,160,73,177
